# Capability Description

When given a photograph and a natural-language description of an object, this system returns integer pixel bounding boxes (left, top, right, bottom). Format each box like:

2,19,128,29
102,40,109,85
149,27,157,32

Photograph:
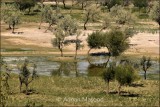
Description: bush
115,64,138,95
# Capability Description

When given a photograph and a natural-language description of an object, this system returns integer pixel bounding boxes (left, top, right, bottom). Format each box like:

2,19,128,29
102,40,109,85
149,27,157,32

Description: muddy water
2,56,159,79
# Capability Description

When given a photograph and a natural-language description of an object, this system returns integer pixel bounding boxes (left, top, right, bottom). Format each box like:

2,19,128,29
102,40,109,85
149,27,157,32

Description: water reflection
2,56,159,77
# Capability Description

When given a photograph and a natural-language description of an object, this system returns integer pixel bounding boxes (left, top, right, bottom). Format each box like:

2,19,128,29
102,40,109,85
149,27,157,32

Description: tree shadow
129,83,144,87
107,91,140,97
22,89,39,95
121,93,140,97
90,52,110,56
24,13,38,16
12,32,24,34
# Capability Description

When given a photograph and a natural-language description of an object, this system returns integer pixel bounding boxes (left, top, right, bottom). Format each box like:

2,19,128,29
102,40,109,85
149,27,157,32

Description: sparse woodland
0,0,159,106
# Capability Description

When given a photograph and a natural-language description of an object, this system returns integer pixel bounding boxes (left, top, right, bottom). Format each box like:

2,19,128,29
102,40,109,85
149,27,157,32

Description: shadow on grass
129,83,144,87
24,13,38,16
106,91,141,97
22,89,39,95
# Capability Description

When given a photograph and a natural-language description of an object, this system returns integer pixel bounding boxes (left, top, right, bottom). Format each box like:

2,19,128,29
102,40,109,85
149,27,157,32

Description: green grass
1,73,159,106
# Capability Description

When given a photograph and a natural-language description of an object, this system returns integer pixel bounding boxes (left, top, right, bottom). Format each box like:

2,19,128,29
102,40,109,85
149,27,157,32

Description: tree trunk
104,55,111,67
118,85,121,95
55,0,58,7
87,48,92,57
81,2,84,9
39,17,43,29
12,24,15,33
62,0,66,8
28,7,31,15
75,49,78,60
60,48,63,57
8,24,12,30
25,84,28,94
84,12,90,30
144,71,147,80
106,81,109,94
45,23,52,33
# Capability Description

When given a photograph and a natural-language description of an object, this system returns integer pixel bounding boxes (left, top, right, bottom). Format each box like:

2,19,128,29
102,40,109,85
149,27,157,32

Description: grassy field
1,73,159,106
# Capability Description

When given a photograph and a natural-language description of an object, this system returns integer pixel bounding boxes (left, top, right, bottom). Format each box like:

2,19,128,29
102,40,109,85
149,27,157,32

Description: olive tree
110,5,135,25
103,62,116,94
17,0,37,15
100,13,111,31
1,3,21,32
83,5,101,30
104,30,130,57
140,56,152,80
52,15,78,57
100,0,123,11
115,64,137,95
133,0,148,10
87,30,130,65
87,31,104,56
17,59,38,94
149,1,160,25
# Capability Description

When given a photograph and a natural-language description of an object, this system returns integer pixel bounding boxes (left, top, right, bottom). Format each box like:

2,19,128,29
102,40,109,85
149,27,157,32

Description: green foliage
115,65,137,86
110,5,135,25
87,32,104,49
51,15,78,57
103,62,116,83
1,3,21,32
101,0,123,10
18,0,36,14
57,15,77,35
104,30,129,56
149,1,160,25
83,5,101,30
101,13,111,30
133,0,148,9
115,64,138,94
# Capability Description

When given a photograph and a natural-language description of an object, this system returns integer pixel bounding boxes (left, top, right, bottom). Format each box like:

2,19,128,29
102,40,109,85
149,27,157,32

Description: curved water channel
2,56,159,79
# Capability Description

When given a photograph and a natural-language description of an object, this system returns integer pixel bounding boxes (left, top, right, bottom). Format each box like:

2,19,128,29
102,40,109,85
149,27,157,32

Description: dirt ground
1,23,159,57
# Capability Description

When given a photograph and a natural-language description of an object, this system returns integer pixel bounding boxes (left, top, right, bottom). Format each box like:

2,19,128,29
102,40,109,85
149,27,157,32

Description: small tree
110,5,135,25
149,1,160,25
100,13,111,31
83,5,101,30
100,0,123,11
18,59,38,94
18,0,36,15
115,64,137,95
52,27,65,57
75,31,82,60
140,56,152,80
133,0,148,10
103,62,116,94
1,3,21,31
52,15,78,57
